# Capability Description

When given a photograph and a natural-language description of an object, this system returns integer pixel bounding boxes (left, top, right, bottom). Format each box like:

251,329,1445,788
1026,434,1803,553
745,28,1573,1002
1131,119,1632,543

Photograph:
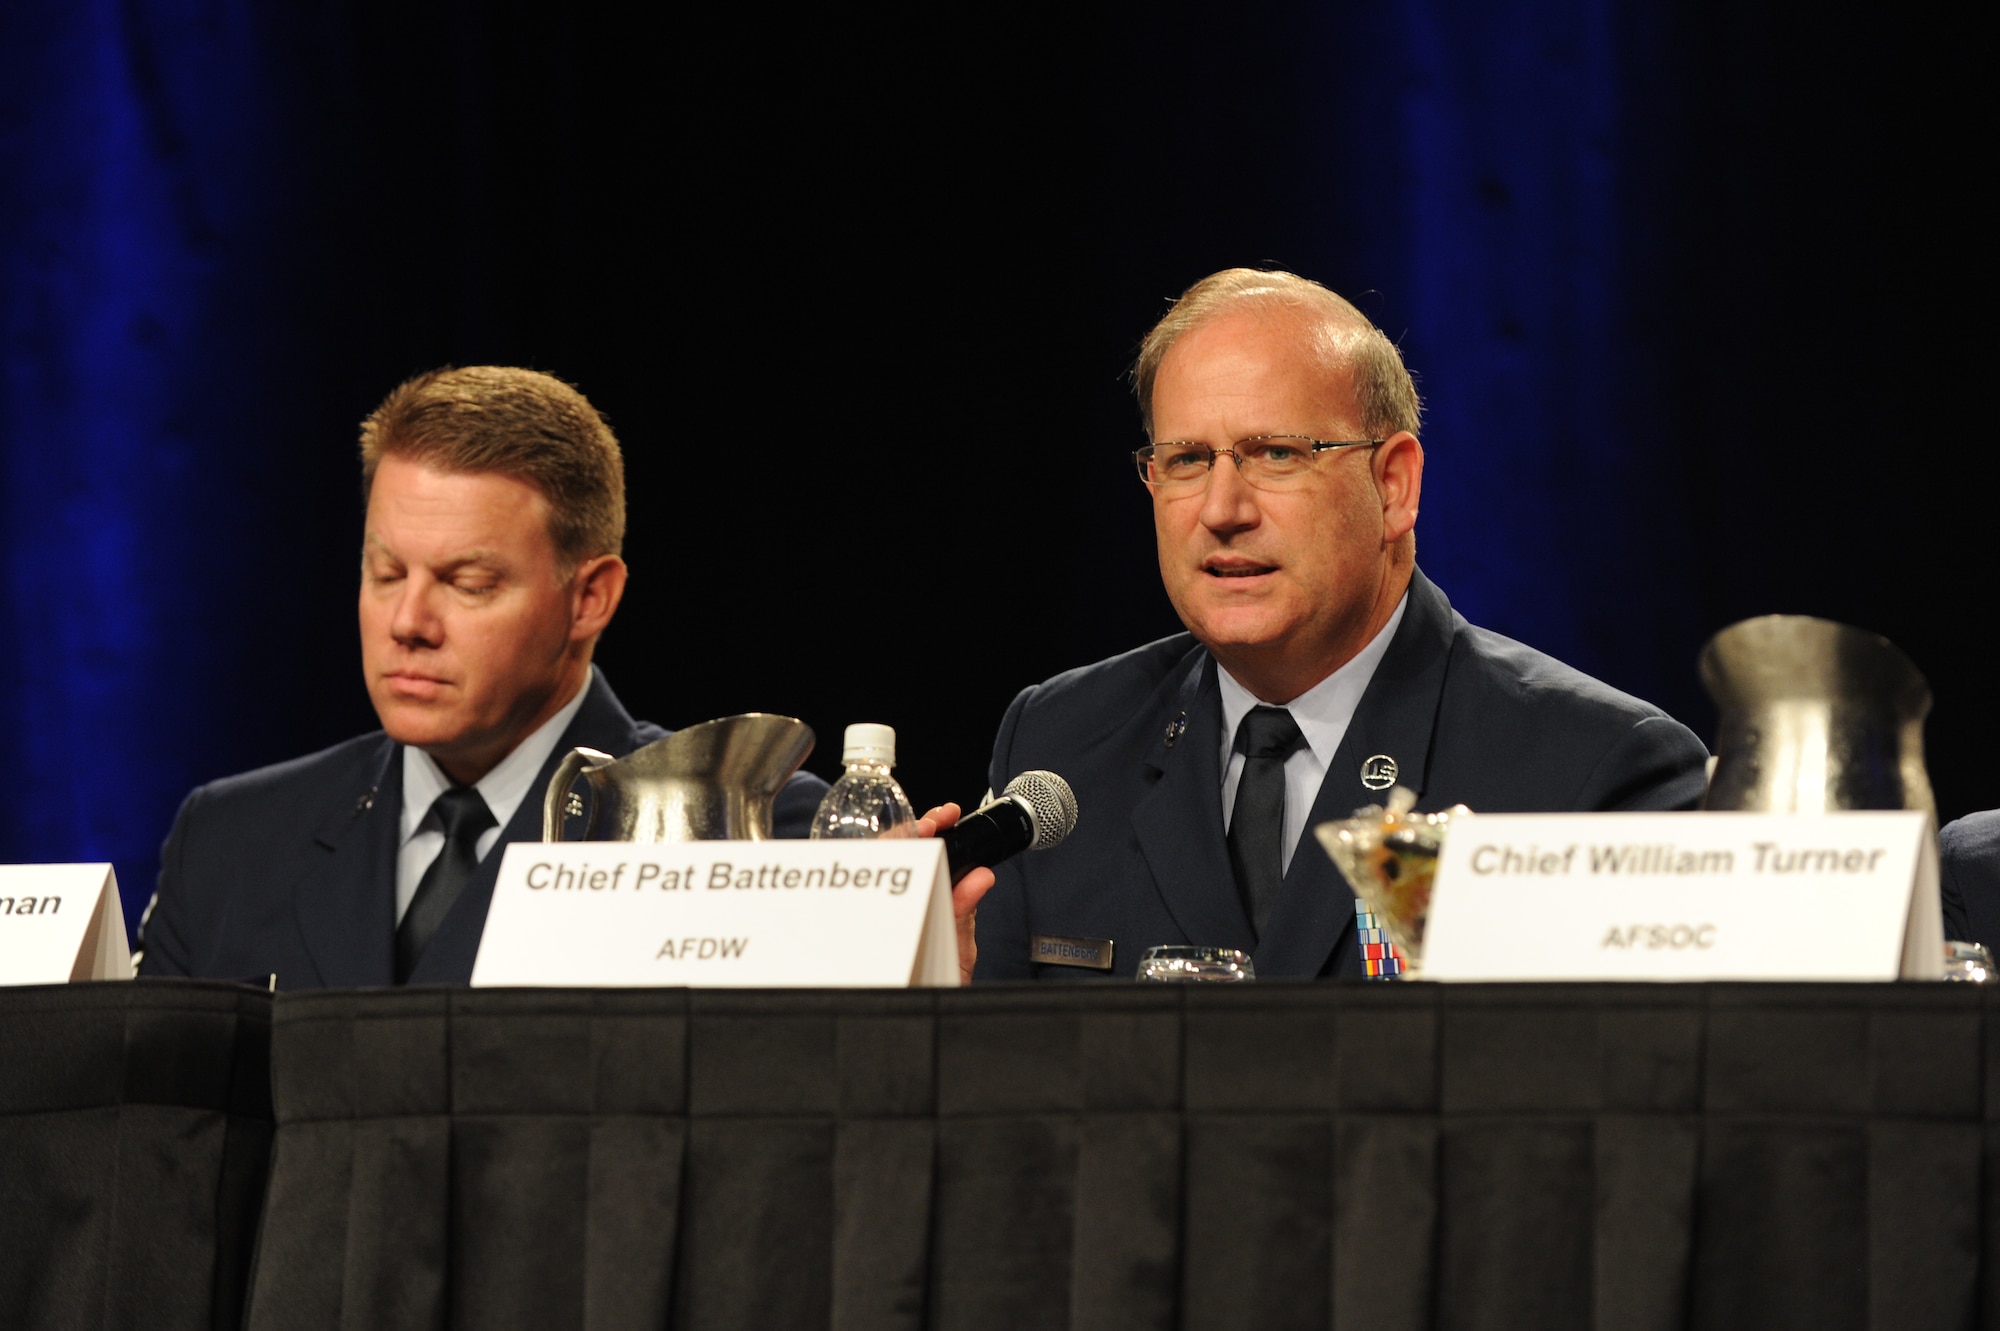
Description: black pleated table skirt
0,980,271,1331
237,982,1990,1331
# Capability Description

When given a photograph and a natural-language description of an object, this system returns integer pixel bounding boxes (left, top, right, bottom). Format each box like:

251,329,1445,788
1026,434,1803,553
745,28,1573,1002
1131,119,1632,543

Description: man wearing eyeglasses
970,268,1708,981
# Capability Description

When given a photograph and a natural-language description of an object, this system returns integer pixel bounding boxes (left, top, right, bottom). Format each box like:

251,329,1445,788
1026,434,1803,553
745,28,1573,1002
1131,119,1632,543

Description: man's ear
1375,432,1423,542
569,554,628,642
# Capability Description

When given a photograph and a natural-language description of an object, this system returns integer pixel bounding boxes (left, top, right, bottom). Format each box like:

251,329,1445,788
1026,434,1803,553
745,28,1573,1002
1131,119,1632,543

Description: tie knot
430,786,496,842
1238,705,1303,760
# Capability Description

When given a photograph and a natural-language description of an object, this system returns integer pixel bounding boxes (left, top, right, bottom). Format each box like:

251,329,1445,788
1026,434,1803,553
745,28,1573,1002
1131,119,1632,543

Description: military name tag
472,840,959,988
1423,811,1941,981
1031,934,1114,970
0,864,131,985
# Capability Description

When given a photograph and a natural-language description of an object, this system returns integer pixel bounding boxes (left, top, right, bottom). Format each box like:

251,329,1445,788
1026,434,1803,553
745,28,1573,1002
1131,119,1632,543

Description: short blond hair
359,366,626,568
1133,268,1423,441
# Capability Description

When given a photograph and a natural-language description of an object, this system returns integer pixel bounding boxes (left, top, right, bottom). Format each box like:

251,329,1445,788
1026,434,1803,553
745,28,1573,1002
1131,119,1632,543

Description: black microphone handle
943,798,1036,880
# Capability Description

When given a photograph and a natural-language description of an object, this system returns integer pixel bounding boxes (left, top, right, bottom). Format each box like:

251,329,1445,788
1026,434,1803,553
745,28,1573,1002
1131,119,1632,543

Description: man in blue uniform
1940,811,2000,947
138,366,827,988
972,269,1708,981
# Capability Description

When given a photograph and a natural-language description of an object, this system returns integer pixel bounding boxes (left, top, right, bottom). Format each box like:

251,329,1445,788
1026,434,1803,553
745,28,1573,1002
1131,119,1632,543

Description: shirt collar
1216,592,1410,767
400,666,595,844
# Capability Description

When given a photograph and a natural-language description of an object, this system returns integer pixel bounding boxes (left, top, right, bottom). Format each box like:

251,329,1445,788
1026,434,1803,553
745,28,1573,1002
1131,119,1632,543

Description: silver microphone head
1001,769,1078,849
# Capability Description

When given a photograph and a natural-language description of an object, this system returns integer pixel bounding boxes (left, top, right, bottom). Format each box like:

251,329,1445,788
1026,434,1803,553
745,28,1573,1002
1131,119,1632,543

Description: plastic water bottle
809,723,918,839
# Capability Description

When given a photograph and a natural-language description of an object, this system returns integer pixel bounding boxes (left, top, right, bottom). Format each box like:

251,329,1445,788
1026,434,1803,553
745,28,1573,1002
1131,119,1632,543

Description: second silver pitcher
542,713,815,842
1699,615,1933,818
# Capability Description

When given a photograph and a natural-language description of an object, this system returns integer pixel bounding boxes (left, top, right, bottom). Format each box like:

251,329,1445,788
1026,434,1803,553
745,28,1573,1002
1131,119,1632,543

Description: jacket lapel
407,672,647,985
294,738,402,988
1131,652,1257,953
1253,571,1459,978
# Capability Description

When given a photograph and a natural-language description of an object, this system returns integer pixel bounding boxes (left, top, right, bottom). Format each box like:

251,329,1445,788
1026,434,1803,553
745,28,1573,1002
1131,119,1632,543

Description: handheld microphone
942,770,1078,880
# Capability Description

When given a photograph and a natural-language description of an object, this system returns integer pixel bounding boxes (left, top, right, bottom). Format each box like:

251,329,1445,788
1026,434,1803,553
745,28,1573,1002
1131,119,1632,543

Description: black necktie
395,785,496,983
1227,705,1304,939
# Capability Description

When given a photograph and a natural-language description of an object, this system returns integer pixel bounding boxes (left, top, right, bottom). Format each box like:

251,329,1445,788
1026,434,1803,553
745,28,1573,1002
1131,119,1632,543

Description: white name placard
471,839,959,987
0,864,132,985
1422,812,1942,981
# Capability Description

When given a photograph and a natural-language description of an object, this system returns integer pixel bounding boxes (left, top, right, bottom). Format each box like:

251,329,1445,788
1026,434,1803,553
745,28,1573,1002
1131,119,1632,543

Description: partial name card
1423,811,1941,981
471,839,959,988
0,864,132,985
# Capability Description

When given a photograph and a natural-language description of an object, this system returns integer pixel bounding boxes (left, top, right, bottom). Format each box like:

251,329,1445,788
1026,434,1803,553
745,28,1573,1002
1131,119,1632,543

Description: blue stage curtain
1,2,367,931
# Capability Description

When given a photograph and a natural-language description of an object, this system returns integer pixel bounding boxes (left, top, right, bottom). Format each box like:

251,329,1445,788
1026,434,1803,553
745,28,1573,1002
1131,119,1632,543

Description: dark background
2,1,1986,938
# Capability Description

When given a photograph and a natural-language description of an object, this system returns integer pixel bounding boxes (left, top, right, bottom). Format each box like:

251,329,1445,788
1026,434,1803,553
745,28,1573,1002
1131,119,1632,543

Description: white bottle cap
841,723,897,765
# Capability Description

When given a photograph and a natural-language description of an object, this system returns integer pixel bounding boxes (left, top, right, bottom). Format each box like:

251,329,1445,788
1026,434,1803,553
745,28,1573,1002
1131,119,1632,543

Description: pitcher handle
544,746,617,841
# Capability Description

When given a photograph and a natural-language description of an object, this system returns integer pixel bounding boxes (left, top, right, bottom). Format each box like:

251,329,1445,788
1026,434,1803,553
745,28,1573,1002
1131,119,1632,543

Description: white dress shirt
394,667,594,925
1217,594,1409,873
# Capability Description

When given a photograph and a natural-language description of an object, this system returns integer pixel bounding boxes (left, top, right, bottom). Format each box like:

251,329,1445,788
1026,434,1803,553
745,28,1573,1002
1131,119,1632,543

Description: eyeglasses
1133,435,1384,491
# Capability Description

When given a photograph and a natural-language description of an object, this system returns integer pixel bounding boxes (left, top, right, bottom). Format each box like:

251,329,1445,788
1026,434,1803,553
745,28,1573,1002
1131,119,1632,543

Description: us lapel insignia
1164,711,1188,747
355,787,378,814
1360,755,1398,791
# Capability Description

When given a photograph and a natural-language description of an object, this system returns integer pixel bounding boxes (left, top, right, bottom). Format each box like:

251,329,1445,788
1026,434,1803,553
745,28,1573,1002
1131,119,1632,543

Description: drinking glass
1943,940,1993,982
1136,945,1254,982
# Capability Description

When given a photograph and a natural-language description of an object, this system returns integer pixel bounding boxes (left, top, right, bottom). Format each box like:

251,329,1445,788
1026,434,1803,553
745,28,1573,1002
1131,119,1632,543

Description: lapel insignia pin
1360,755,1398,791
354,787,377,814
1164,712,1188,747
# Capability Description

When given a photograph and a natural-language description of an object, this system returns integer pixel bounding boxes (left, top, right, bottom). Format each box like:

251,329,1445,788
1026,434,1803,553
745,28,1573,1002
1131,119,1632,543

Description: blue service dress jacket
138,672,828,990
1940,810,2000,947
973,569,1710,982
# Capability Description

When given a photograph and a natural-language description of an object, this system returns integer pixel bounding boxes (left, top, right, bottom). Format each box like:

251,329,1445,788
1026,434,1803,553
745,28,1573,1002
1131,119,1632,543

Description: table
244,982,1990,1331
0,980,271,1331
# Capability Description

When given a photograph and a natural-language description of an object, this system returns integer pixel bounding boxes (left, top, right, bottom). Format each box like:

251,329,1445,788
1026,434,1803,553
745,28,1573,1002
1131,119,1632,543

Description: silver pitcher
541,713,815,842
1699,615,1934,818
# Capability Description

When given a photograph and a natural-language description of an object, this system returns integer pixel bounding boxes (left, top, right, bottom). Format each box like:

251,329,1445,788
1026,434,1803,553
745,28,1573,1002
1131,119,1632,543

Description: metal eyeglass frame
1133,435,1385,490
